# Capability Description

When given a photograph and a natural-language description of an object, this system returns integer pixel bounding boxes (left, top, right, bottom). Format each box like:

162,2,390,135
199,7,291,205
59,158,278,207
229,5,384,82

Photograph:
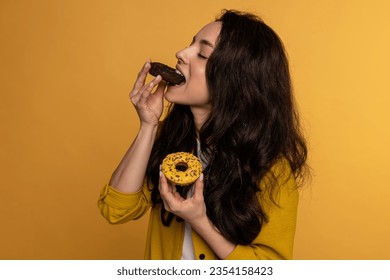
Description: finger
159,172,178,210
154,78,167,96
135,60,151,87
131,60,151,95
193,173,204,201
150,79,166,102
138,75,163,103
131,75,162,105
159,169,181,197
137,80,155,103
130,83,148,105
159,171,170,195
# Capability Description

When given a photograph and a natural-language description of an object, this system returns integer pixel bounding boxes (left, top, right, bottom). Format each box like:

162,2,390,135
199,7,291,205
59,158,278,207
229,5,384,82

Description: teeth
175,69,184,77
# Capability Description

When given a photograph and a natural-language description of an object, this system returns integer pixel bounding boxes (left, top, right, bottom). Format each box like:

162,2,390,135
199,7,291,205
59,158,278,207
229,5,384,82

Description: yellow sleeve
225,160,299,260
97,181,152,224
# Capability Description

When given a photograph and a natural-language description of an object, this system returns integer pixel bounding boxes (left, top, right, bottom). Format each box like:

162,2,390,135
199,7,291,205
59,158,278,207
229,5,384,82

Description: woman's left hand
159,172,206,226
159,171,237,259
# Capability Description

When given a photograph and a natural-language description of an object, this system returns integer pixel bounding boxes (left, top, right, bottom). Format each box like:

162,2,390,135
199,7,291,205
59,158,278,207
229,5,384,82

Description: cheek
189,68,207,89
187,79,208,99
191,86,210,103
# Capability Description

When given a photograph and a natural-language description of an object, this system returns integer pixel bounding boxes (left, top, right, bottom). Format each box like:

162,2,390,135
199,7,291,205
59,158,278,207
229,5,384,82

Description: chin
164,85,185,102
163,93,181,105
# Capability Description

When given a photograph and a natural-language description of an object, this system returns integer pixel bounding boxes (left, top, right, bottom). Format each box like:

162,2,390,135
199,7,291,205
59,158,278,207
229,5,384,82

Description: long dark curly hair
146,10,308,245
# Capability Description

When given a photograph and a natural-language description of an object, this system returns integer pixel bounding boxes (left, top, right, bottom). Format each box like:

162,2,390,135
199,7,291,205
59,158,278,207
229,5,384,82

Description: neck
190,105,211,137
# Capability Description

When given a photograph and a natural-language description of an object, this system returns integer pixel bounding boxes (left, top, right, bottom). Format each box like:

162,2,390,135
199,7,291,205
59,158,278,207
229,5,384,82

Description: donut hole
175,162,188,172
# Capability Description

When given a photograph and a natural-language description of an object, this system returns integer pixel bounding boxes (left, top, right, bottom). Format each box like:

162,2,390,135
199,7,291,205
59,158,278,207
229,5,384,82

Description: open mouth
149,62,185,86
172,69,186,86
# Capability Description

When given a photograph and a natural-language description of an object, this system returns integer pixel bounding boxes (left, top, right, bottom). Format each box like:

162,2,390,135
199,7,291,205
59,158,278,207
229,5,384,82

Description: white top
181,186,195,260
181,140,207,260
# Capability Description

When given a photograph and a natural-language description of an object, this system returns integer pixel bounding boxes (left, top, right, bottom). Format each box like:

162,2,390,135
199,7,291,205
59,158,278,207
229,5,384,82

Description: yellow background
1,0,389,259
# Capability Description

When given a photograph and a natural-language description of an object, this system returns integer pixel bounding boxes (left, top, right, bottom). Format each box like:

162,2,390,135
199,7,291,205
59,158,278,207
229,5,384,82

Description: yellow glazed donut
161,152,202,186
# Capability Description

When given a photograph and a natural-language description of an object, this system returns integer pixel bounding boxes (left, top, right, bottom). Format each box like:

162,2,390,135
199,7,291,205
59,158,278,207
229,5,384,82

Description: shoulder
258,157,298,210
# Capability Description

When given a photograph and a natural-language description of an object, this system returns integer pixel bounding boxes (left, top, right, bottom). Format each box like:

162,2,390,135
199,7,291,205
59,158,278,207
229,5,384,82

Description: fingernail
200,173,204,182
159,171,163,177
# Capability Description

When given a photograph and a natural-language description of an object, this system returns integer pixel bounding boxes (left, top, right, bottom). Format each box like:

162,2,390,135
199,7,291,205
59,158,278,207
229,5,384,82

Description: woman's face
164,21,221,112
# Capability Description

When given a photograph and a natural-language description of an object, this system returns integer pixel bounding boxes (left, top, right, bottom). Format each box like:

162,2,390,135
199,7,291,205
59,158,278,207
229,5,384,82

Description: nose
175,47,189,64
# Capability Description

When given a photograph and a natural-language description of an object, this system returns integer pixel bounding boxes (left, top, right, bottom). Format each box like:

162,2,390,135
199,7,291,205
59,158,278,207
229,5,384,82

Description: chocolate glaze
149,62,185,85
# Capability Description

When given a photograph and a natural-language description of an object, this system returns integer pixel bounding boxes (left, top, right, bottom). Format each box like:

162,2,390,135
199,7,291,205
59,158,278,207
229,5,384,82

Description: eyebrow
192,36,215,49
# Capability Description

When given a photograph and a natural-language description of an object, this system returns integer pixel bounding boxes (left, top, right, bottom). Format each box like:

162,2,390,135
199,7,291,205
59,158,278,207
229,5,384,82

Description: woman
98,10,308,260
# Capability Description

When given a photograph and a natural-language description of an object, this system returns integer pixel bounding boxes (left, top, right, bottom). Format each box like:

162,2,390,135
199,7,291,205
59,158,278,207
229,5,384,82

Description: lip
169,65,185,87
176,65,185,80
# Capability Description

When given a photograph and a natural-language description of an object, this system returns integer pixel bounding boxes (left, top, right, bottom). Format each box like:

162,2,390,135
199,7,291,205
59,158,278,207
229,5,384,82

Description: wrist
139,122,159,133
190,215,236,259
189,215,214,234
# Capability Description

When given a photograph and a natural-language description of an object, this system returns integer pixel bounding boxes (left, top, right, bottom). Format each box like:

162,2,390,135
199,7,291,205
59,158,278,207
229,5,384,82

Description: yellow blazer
98,160,299,260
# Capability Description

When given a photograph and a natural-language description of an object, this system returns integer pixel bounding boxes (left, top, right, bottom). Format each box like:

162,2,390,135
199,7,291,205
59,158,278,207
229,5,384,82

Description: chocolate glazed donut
149,62,185,85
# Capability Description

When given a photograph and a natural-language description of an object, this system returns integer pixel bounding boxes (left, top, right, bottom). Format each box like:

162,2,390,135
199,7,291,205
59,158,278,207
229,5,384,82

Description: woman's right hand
129,59,166,127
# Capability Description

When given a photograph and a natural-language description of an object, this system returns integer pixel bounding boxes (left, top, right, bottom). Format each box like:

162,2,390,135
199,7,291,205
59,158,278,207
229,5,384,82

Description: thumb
154,78,167,97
